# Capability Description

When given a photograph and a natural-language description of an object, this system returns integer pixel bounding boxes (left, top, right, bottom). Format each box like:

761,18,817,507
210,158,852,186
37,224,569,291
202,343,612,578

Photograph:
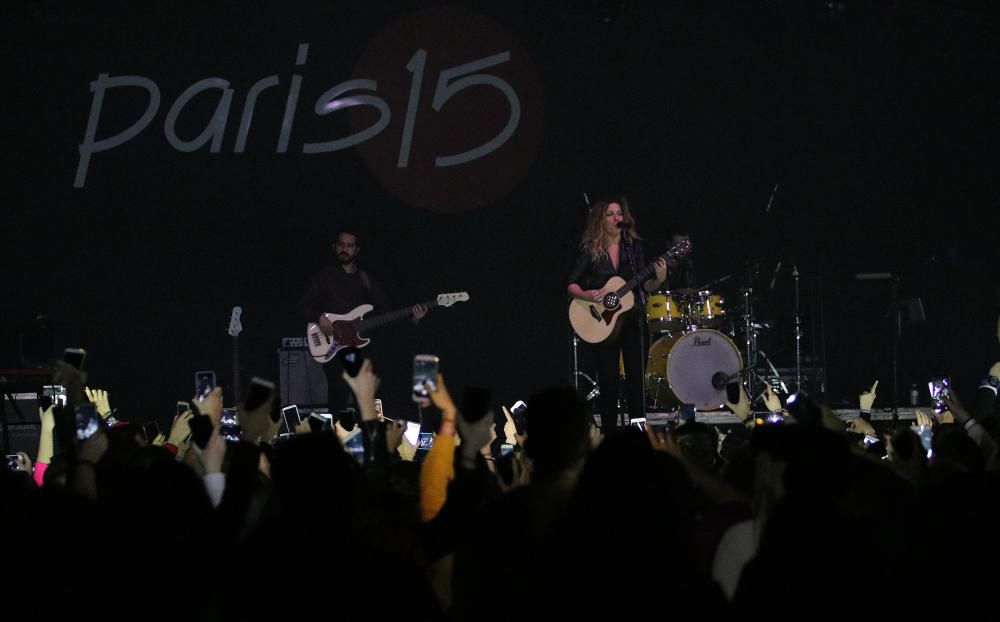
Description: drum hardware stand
570,332,600,402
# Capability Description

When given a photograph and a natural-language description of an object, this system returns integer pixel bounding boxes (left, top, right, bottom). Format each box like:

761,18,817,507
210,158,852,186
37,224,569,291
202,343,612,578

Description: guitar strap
359,270,372,291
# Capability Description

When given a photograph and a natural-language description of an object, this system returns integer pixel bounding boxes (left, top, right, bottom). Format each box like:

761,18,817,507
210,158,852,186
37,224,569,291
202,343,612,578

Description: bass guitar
568,240,691,343
306,291,470,363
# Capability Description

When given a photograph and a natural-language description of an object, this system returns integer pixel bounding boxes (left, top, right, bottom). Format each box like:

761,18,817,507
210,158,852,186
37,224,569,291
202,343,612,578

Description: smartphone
500,443,514,457
141,420,161,443
911,425,933,459
41,385,67,409
220,407,241,442
243,377,275,412
63,347,87,370
509,400,527,435
176,401,190,417
281,405,301,433
342,427,365,465
725,381,741,404
412,354,440,398
307,412,330,434
927,377,951,413
863,434,880,447
403,421,421,446
336,409,357,432
74,403,101,440
373,398,384,420
679,403,696,423
417,432,434,450
761,411,784,425
195,370,216,400
6,455,23,472
338,346,365,378
189,414,213,449
462,386,491,423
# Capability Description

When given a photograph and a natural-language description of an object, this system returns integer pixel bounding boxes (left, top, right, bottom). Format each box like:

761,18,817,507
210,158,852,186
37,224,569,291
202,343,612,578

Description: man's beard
337,252,353,264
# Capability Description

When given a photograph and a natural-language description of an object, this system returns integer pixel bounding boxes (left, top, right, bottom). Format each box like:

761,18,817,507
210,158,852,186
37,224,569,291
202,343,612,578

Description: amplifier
278,347,327,408
282,337,306,348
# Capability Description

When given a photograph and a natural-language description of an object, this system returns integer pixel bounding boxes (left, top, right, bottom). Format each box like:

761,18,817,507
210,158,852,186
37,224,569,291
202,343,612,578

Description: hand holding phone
403,421,421,446
74,404,101,440
412,355,440,400
307,413,330,434
195,371,217,400
338,346,366,378
281,405,301,433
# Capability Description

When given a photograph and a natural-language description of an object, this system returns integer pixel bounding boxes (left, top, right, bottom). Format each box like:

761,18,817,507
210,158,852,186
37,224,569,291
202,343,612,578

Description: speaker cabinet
278,348,328,408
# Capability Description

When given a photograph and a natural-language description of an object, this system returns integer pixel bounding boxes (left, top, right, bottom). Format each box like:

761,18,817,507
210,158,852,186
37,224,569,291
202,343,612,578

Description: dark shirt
567,240,648,295
667,256,698,290
299,265,391,322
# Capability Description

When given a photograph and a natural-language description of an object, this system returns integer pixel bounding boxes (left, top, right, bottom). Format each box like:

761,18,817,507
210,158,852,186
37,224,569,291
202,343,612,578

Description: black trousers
590,307,647,431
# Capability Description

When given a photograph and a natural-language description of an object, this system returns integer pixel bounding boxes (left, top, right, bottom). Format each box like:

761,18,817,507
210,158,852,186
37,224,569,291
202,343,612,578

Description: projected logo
74,7,542,213
349,7,544,212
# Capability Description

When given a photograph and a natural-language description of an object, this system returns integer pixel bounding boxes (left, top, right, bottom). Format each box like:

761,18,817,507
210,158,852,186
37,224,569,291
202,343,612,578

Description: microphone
768,261,782,289
765,183,779,213
712,369,747,390
616,221,633,230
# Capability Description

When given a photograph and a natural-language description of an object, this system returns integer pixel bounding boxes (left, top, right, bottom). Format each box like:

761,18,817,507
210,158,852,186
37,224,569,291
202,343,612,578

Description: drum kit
642,285,747,411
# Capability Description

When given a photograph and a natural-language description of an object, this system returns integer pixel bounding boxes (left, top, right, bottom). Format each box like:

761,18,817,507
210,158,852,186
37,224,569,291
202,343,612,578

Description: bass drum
645,329,742,410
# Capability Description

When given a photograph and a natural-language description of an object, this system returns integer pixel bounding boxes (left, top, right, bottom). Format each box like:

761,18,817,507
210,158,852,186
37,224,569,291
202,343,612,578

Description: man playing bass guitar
300,230,427,412
567,197,669,432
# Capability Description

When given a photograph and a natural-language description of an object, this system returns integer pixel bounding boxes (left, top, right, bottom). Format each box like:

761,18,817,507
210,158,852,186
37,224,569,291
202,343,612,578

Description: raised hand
725,383,752,422
194,426,226,474
501,407,518,445
859,380,878,411
385,419,405,455
84,387,112,416
239,388,277,445
846,417,876,437
194,386,224,426
167,410,194,447
761,385,782,413
914,409,935,429
646,425,681,459
496,453,532,493
342,359,381,421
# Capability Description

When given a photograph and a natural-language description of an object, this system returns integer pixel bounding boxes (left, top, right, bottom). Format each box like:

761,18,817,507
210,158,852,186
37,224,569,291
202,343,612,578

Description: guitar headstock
665,238,692,260
437,292,470,307
228,306,243,337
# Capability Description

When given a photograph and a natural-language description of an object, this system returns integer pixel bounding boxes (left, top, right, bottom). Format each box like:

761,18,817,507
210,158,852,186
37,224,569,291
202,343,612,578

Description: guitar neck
356,300,439,333
616,251,675,297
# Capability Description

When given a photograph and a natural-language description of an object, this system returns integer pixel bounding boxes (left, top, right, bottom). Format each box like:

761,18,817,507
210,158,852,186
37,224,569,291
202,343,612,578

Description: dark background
3,0,998,424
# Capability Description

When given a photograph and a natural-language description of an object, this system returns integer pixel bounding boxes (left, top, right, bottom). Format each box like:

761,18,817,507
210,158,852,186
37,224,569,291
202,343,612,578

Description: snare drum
646,290,685,330
692,290,725,327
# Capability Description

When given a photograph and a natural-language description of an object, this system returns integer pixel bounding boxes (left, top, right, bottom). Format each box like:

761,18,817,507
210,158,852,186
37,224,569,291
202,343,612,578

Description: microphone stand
793,264,803,392
623,234,647,421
